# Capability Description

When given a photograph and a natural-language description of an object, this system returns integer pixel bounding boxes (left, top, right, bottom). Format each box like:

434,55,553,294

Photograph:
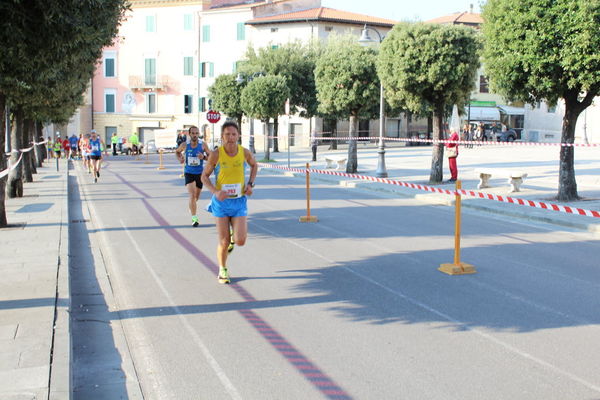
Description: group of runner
175,122,258,284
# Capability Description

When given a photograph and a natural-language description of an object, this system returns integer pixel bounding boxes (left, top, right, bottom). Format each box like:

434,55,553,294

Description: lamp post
236,72,263,154
359,24,387,178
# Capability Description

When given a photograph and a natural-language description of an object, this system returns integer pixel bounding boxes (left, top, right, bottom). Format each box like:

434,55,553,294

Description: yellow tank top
216,145,245,197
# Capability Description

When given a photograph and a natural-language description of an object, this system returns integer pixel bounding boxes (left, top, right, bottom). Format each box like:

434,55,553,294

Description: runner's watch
247,181,255,188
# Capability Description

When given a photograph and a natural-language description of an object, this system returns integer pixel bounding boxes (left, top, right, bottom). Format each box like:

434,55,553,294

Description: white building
524,99,599,144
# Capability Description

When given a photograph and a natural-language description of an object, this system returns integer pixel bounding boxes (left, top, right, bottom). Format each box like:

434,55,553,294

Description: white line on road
250,204,600,395
120,219,243,400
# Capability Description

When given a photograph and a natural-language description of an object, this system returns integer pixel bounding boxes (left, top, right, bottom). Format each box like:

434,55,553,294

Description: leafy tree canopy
208,74,244,123
377,22,481,116
240,75,290,121
242,41,319,117
482,0,600,106
314,35,380,120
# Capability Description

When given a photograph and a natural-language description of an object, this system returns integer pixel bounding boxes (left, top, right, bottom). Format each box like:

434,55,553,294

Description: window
199,97,207,112
201,62,214,78
237,22,245,40
104,89,116,113
270,27,278,33
146,93,156,113
146,15,156,32
183,14,193,31
547,104,556,113
202,25,210,42
104,53,116,77
325,26,333,32
183,57,193,76
145,58,156,85
184,95,193,114
479,75,489,93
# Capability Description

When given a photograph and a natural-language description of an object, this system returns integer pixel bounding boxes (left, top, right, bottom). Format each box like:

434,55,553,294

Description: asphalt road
71,154,600,400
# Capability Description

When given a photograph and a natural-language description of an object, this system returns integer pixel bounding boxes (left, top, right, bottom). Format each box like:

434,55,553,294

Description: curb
272,168,600,235
49,159,71,400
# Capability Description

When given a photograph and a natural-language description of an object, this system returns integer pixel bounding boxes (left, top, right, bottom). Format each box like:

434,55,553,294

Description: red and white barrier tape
0,152,24,179
258,163,600,219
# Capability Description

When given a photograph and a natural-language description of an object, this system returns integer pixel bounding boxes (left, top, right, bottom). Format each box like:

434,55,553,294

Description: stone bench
475,168,528,193
324,156,347,170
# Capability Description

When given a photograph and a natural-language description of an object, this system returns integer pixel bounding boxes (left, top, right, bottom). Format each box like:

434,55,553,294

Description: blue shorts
207,196,247,218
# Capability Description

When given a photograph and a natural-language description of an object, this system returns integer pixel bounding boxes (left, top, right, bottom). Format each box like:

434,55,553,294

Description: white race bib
188,156,200,166
222,183,242,198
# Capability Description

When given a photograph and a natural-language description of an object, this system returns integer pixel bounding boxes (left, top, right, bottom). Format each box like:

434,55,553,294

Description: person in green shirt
111,133,119,156
129,132,140,155
53,137,62,158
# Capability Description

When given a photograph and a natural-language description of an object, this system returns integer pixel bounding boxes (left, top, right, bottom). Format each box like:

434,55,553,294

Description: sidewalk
0,158,70,400
266,143,600,235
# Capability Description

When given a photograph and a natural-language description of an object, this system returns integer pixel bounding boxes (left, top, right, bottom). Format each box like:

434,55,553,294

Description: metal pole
287,120,291,168
375,82,388,177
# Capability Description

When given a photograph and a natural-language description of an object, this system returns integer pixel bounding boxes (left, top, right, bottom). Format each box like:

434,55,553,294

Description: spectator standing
129,132,140,155
111,133,119,156
310,130,318,162
446,130,459,182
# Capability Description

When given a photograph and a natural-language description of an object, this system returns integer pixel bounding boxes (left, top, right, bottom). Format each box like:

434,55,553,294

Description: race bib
222,183,242,198
91,144,100,151
187,156,200,166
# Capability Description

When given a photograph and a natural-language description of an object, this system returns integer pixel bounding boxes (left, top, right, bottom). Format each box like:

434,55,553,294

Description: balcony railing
129,75,169,91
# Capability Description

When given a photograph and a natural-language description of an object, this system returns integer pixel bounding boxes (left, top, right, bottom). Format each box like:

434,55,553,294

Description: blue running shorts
207,195,247,218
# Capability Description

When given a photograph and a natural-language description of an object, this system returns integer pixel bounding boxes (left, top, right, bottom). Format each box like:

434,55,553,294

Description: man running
88,130,105,183
201,121,258,284
175,126,210,227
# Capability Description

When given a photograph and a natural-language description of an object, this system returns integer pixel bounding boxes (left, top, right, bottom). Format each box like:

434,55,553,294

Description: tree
240,75,290,161
208,74,244,126
378,23,480,183
482,0,600,200
242,42,319,151
315,36,380,173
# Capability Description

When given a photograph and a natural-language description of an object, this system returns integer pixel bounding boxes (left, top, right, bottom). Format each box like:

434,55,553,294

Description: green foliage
241,41,319,117
208,74,244,123
377,22,481,116
315,36,380,119
240,75,290,121
482,0,600,105
0,0,129,123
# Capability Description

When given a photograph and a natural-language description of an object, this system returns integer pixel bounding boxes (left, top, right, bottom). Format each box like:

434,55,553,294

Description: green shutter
237,22,245,40
105,58,115,77
209,62,214,77
184,57,193,76
184,14,192,30
145,58,156,85
199,97,206,112
146,16,155,32
106,94,115,113
202,25,210,42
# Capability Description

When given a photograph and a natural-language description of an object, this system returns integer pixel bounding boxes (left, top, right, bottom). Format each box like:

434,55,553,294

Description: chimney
469,3,473,13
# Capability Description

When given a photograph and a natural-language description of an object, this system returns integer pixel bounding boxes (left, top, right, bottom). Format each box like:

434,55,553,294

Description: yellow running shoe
218,267,230,284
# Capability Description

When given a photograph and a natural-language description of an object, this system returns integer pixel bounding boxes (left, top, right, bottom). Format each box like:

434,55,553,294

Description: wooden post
157,149,166,170
438,180,476,275
299,162,318,222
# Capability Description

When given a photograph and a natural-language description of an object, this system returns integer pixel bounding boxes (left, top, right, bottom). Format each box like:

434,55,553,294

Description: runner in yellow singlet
201,121,258,284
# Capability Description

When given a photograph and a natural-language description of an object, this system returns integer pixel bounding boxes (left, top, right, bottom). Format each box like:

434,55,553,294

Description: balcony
129,75,169,91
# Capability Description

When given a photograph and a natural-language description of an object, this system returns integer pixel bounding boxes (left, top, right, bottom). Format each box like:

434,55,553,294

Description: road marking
121,220,243,400
251,201,600,395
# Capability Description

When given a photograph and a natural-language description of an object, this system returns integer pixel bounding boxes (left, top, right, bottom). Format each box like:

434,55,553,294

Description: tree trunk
7,107,24,198
429,105,444,184
272,117,279,152
346,114,358,173
263,119,271,161
24,118,35,180
557,98,582,201
329,120,337,150
35,121,45,166
0,94,8,227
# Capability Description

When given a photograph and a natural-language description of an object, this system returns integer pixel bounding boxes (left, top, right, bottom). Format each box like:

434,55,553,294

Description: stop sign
206,110,221,124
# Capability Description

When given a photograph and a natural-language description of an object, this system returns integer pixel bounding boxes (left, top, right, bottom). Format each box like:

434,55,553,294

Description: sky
321,0,482,22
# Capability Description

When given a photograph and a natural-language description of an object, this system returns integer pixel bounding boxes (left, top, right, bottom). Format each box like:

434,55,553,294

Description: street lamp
236,72,263,154
359,24,387,178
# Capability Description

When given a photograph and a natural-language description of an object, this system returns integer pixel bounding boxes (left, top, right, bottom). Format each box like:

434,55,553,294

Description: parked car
496,129,518,142
407,131,432,146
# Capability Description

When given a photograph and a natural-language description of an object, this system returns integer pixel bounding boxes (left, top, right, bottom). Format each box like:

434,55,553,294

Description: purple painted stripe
138,198,352,399
112,172,153,199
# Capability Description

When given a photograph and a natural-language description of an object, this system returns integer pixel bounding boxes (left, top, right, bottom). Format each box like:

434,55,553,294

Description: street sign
206,110,221,124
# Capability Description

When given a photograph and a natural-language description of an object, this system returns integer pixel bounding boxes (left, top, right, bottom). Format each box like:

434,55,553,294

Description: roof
426,12,483,26
209,0,264,9
247,7,397,27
